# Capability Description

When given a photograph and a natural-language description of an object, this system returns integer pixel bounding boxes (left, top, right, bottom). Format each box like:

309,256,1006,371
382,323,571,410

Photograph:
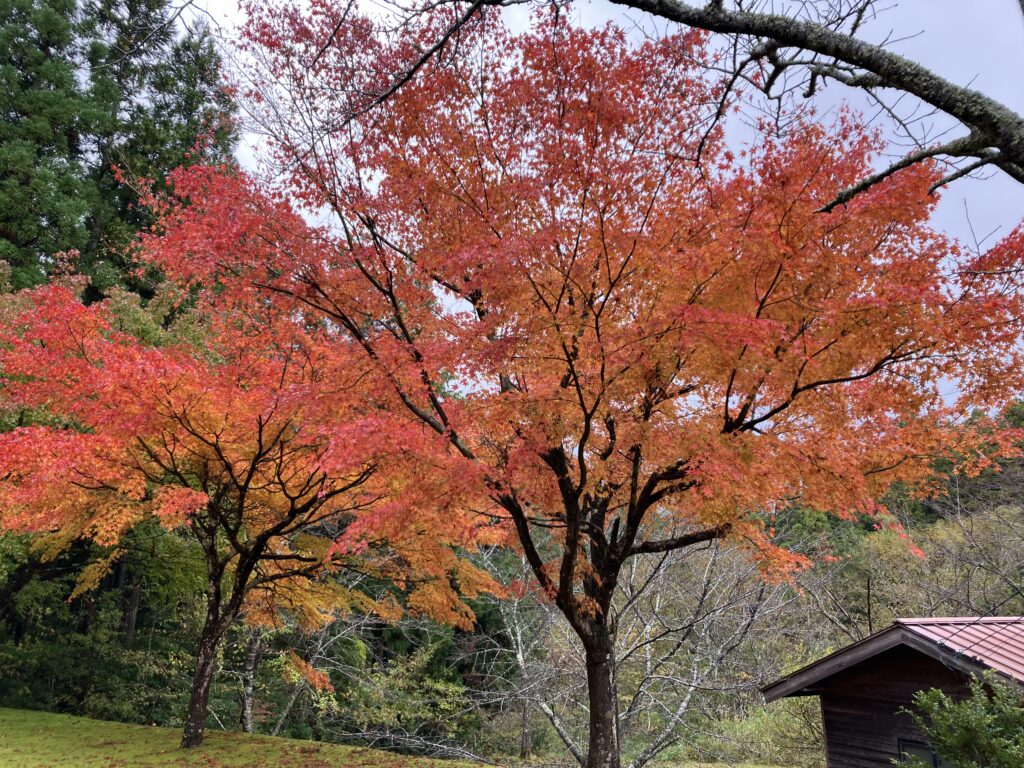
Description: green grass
0,708,460,768
0,708,793,768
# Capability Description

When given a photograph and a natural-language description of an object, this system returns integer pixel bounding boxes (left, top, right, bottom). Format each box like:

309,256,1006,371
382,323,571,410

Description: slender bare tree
490,541,812,767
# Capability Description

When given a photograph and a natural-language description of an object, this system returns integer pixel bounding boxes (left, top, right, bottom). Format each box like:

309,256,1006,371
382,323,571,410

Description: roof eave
761,627,906,702
762,627,1006,702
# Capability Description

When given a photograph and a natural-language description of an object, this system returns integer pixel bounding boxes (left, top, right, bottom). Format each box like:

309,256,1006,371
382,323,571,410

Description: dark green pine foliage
0,0,234,294
0,0,89,289
79,0,234,297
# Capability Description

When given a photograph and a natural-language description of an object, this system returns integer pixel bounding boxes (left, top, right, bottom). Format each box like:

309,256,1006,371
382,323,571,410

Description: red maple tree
0,265,498,747
227,11,1023,766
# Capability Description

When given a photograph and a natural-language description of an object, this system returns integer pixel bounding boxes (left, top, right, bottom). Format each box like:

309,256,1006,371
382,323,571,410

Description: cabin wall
819,646,968,768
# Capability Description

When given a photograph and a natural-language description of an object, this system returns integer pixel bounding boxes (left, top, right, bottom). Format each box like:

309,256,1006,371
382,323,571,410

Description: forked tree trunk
176,494,278,748
180,553,245,751
584,632,621,768
181,611,223,749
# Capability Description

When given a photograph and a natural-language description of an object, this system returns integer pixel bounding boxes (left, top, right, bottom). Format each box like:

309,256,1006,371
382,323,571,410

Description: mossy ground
0,708,458,768
0,707,789,768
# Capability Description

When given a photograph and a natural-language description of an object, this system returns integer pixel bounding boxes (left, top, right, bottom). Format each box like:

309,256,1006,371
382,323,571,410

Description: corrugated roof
898,617,1024,683
762,616,1024,702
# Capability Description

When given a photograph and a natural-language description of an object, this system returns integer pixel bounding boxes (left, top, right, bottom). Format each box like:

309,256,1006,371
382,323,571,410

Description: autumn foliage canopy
0,274,498,629
229,9,1023,586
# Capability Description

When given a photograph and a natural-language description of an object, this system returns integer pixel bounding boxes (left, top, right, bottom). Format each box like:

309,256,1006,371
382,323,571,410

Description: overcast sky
198,0,1024,246
829,0,1024,247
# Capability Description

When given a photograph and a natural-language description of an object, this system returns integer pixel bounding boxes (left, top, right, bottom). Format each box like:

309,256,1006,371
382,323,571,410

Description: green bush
652,698,824,768
906,674,1024,768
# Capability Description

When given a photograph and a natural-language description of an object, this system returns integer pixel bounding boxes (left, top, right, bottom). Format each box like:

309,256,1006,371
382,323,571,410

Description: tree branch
628,524,730,557
818,134,987,212
604,0,1024,180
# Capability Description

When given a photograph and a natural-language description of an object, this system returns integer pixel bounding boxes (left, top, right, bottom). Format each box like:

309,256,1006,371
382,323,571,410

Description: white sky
827,0,1024,248
195,0,1024,246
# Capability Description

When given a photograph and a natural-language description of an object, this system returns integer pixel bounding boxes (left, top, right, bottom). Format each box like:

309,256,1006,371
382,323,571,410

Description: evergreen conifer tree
0,0,234,293
0,0,89,289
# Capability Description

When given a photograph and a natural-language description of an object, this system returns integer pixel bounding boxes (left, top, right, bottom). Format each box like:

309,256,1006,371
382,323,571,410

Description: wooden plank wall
819,646,968,768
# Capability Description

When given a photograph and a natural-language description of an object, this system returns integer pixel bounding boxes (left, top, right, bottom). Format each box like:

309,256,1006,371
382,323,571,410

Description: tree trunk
181,613,221,749
585,638,621,768
519,698,531,759
271,682,304,736
180,567,243,753
121,578,142,649
240,628,262,733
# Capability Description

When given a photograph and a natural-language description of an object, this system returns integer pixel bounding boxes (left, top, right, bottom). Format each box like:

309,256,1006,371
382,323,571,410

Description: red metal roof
762,616,1024,702
897,617,1024,683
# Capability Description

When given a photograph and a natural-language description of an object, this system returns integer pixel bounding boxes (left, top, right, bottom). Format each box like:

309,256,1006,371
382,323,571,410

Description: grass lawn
0,708,460,767
0,707,788,768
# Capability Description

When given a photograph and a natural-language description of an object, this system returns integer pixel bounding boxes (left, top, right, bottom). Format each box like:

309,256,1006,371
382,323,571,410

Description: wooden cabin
762,617,1024,768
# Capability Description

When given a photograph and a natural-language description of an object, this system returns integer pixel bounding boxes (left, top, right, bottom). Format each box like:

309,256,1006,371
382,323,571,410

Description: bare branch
818,133,986,212
629,524,730,557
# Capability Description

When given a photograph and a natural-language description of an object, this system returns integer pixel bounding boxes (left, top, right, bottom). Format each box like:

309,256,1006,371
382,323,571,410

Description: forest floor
0,707,785,768
0,708,462,767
